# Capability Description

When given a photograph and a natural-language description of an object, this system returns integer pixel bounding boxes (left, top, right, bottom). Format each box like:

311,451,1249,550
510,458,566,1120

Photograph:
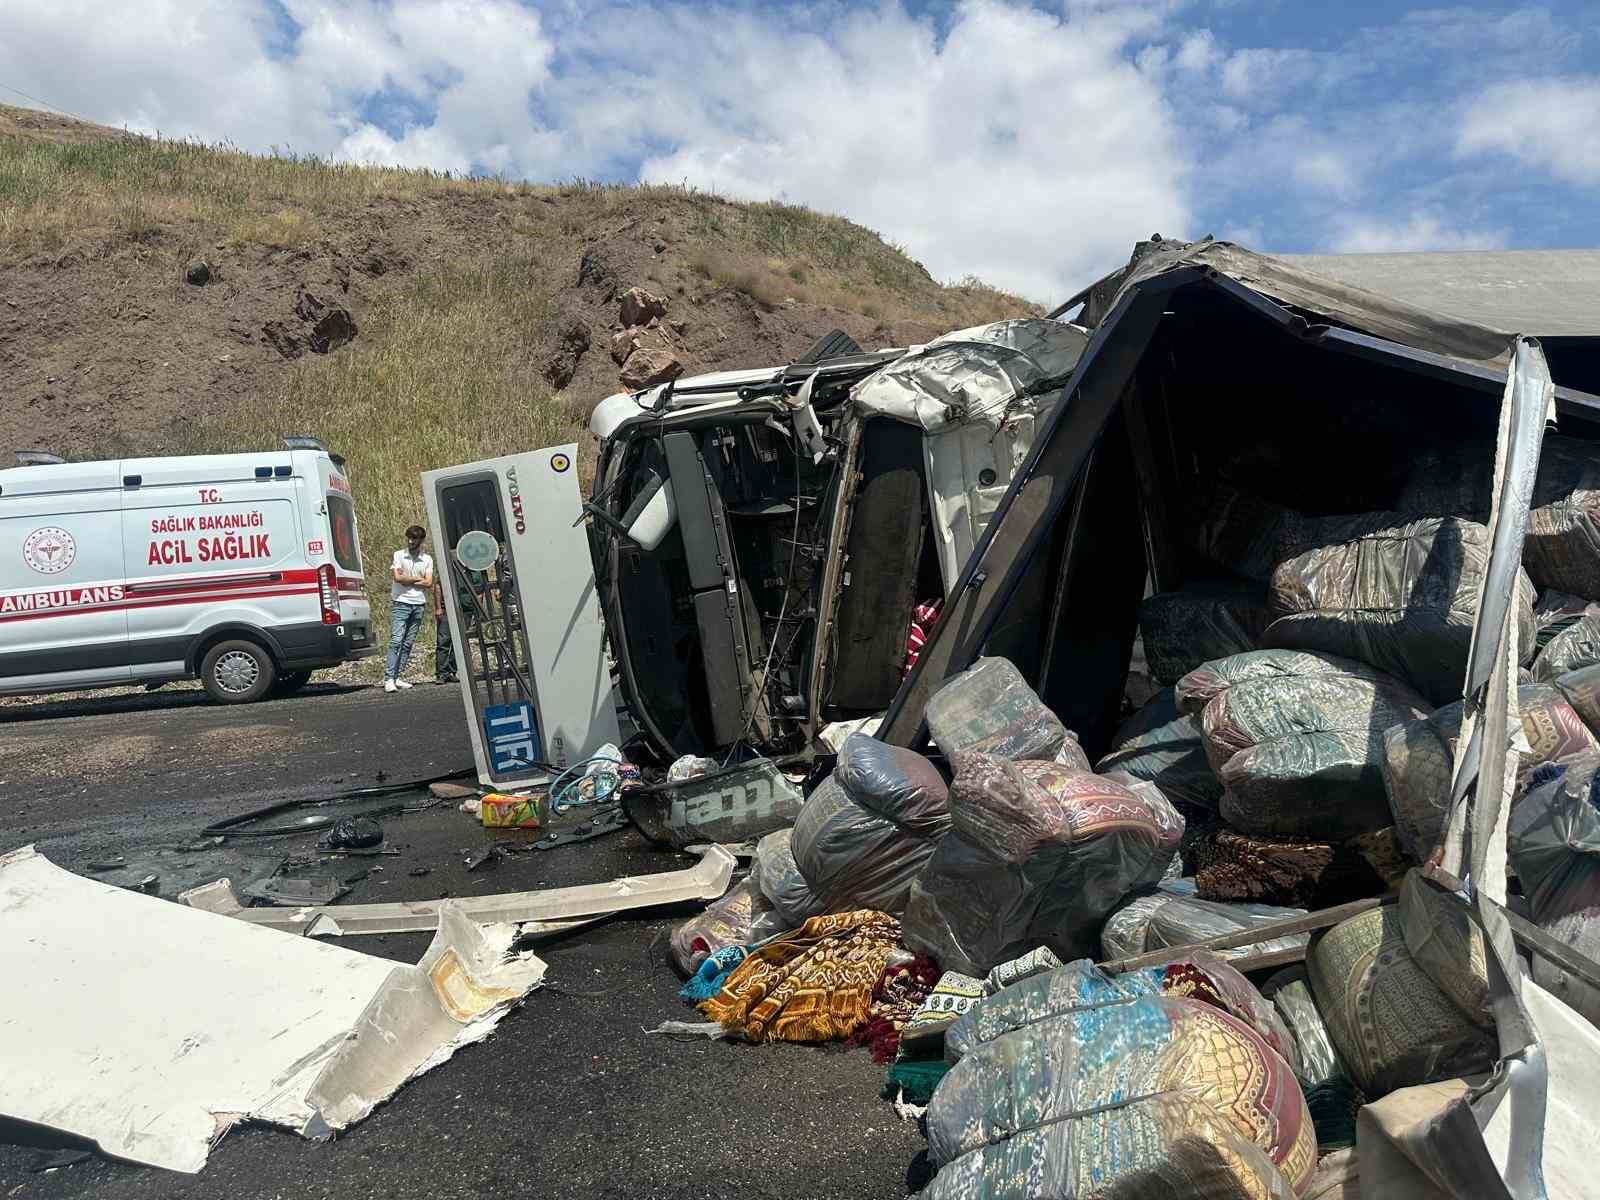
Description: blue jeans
385,603,426,678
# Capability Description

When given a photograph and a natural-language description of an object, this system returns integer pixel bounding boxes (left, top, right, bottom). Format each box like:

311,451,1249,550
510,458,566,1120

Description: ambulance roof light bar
282,435,346,471
15,450,65,466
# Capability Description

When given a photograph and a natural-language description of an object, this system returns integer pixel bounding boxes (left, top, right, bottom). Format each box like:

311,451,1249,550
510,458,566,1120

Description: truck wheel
274,670,313,694
201,639,276,704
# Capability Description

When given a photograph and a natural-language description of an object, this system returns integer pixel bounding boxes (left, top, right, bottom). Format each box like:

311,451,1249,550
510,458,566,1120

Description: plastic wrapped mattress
1095,690,1222,812
1262,512,1536,705
791,735,951,914
1180,650,1430,841
903,756,1182,976
1381,683,1599,861
921,987,1315,1199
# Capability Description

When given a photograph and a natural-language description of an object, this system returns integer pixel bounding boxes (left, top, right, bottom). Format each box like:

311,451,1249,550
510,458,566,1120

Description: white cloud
3,0,1593,298
0,0,1188,300
1457,76,1600,186
1173,29,1220,74
613,1,1191,298
1326,212,1510,253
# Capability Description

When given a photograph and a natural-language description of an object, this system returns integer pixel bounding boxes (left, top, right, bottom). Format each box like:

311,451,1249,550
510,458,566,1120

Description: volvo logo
506,468,527,535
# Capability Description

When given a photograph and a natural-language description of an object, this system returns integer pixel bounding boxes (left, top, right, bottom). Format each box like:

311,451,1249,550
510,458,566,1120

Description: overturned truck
872,240,1600,1200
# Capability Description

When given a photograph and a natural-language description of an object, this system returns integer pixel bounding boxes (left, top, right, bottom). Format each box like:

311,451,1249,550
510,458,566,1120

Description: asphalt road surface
0,683,924,1200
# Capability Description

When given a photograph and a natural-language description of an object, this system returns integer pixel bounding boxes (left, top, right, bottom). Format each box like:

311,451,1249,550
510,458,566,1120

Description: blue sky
2,0,1597,300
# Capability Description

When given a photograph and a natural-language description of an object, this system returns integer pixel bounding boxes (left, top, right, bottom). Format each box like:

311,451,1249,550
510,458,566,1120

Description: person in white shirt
384,525,434,693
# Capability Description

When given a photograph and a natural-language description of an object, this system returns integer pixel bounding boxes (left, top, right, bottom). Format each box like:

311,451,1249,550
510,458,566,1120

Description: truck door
0,461,129,690
421,446,620,789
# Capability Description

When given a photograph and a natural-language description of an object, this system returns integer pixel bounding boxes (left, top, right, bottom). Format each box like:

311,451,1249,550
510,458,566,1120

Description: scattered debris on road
10,240,1600,1196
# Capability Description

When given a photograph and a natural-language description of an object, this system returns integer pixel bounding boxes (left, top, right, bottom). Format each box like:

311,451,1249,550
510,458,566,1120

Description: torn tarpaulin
0,844,545,1173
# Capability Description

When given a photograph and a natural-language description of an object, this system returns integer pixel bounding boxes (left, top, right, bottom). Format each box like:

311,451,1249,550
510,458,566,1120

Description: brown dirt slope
0,102,1031,466
0,103,1035,642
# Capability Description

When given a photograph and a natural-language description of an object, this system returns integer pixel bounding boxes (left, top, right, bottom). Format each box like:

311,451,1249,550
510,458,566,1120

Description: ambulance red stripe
0,582,319,622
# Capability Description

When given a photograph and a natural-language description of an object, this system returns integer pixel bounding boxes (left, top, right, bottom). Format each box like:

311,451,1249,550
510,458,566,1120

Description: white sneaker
395,679,414,690
384,678,397,693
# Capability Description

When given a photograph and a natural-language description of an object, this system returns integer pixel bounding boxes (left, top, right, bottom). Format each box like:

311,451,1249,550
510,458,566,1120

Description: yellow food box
480,791,544,828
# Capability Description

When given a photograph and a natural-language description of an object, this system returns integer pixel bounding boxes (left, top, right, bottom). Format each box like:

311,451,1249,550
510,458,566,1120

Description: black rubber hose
201,766,479,838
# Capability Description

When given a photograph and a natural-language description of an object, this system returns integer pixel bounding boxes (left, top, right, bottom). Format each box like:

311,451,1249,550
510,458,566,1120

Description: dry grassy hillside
0,103,1033,666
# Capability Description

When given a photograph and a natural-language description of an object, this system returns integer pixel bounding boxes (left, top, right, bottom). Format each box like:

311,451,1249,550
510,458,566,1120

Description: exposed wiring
723,426,806,765
548,752,625,813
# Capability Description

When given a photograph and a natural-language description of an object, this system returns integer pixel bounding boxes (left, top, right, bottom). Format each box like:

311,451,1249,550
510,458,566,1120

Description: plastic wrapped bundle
1381,683,1599,862
1099,878,1197,960
1260,968,1345,1086
1138,583,1272,687
922,992,1316,1200
1182,650,1430,840
925,657,1073,763
1098,878,1313,966
671,877,786,973
1095,690,1223,812
1307,901,1495,1097
946,954,1299,1076
791,735,950,914
1525,435,1600,599
1187,481,1302,584
1262,513,1537,705
1400,433,1600,600
835,733,952,838
1396,871,1491,1025
1144,893,1311,963
1534,613,1600,681
1508,753,1600,1021
903,757,1183,976
1175,647,1358,716
1555,662,1600,734
753,829,827,928
1535,589,1596,649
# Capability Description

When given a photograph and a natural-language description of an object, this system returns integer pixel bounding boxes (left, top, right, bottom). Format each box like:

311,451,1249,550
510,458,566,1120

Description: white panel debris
0,845,545,1173
182,843,738,937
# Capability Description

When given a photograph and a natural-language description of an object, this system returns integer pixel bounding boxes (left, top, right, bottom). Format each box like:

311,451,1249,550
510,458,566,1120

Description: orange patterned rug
699,909,901,1044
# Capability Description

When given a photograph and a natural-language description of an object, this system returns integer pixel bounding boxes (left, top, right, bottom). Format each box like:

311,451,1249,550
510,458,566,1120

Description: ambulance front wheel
201,639,276,704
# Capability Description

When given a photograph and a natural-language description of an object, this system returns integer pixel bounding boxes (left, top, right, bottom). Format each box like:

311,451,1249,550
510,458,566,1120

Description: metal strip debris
182,844,738,936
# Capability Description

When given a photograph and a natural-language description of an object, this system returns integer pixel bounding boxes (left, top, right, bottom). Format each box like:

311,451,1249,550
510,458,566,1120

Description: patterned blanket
700,909,902,1043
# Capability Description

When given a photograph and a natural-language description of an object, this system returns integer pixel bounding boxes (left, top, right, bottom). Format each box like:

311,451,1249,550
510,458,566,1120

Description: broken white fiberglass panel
853,319,1089,593
0,845,545,1173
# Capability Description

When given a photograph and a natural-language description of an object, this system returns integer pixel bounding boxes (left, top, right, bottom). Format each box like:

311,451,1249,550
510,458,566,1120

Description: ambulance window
328,495,361,571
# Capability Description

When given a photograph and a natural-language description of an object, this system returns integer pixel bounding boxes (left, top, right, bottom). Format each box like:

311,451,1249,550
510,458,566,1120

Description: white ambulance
0,438,375,703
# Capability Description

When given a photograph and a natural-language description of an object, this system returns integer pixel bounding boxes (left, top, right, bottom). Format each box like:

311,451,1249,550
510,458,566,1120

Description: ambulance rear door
312,453,371,645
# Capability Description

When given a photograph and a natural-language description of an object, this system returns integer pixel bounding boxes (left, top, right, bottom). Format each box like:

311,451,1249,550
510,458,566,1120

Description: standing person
432,572,458,685
384,525,433,693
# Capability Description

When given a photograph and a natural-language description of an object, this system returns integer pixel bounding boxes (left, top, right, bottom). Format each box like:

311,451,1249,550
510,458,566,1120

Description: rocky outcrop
618,286,668,328
619,346,682,389
542,315,592,390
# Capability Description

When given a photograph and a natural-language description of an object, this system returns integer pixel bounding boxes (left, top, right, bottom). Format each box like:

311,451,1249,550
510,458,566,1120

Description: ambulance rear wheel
274,670,313,693
201,639,276,704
